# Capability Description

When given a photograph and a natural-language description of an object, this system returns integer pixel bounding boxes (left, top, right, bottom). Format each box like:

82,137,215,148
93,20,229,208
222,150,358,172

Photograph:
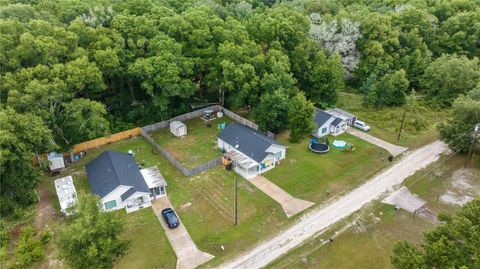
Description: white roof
326,108,356,119
140,166,167,188
54,176,77,213
170,120,186,129
224,150,259,169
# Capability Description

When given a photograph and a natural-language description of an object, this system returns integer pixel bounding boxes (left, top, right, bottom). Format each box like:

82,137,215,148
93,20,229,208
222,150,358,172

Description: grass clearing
150,117,232,168
38,137,177,268
39,135,289,267
267,155,480,269
264,132,390,203
337,93,448,148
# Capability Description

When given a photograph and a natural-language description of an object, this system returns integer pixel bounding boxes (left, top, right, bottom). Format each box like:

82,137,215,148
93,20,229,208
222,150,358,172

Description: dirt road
346,128,408,157
217,141,448,269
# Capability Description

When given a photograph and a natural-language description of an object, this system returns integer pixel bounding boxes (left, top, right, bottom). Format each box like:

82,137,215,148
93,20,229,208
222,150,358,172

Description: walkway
250,175,314,218
151,197,214,269
217,141,449,269
347,128,408,157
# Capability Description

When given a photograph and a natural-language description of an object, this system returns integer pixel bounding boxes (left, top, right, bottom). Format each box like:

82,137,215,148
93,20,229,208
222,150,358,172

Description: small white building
217,123,286,179
86,151,168,213
170,121,187,137
313,108,348,138
48,151,65,171
54,176,77,215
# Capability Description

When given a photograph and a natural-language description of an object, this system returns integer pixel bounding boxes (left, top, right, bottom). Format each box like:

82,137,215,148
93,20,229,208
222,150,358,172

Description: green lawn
337,93,448,148
39,137,178,269
266,155,480,269
40,136,289,267
264,132,390,203
150,117,232,168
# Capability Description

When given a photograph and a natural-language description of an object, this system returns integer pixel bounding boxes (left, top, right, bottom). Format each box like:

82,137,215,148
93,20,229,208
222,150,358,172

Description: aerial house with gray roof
86,151,167,213
313,108,348,138
217,123,286,179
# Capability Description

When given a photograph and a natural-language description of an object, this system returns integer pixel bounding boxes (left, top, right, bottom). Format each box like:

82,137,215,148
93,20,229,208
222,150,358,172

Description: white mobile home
54,176,77,215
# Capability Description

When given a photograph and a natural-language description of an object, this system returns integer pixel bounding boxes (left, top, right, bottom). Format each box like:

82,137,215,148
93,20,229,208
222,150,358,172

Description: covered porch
124,192,151,213
140,166,167,200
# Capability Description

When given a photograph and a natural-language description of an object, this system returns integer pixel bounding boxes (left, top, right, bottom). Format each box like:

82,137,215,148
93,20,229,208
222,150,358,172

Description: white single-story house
48,151,65,171
170,121,187,137
217,123,286,179
86,151,167,213
325,108,357,126
313,108,348,138
54,175,77,215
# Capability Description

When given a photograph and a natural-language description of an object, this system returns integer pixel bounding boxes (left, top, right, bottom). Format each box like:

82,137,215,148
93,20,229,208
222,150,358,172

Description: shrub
14,227,45,268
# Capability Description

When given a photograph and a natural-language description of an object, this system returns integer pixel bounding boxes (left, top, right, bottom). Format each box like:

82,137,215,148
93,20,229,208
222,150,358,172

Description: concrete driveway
347,128,408,157
250,176,314,218
151,197,214,269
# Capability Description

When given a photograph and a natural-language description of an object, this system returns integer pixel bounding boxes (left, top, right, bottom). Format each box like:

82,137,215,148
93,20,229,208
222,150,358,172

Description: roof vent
235,144,239,149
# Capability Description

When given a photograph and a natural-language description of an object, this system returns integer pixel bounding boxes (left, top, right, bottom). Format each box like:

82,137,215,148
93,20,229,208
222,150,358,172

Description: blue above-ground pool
332,140,347,148
309,143,330,154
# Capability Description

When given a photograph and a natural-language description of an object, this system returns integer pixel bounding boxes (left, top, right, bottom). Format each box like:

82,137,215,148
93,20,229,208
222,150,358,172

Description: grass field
264,132,390,203
266,155,480,269
337,93,448,148
38,137,178,269
39,136,289,267
150,117,232,168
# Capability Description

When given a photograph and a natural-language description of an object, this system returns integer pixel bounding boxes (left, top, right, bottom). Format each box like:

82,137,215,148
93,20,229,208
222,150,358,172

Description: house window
321,127,328,134
104,200,117,210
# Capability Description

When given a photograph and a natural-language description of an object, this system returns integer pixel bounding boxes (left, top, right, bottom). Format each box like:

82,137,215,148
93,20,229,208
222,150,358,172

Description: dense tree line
1,0,480,215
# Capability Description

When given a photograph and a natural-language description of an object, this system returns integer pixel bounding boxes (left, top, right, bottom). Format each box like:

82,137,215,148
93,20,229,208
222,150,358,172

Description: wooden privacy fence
140,128,221,177
72,127,141,153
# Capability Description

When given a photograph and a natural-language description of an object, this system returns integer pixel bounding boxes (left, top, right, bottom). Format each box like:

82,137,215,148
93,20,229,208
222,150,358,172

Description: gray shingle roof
86,151,149,198
120,188,136,201
314,108,335,127
218,123,284,163
331,118,343,126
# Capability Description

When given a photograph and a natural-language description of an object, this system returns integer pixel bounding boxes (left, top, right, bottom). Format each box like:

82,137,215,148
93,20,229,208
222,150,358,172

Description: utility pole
464,123,480,168
397,102,408,141
233,177,238,226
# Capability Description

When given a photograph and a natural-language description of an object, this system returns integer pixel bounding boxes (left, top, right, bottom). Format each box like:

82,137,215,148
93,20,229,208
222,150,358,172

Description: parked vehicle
161,208,180,229
354,120,371,132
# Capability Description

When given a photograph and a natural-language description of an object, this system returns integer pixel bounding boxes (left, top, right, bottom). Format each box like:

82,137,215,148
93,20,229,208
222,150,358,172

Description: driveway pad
151,197,214,269
347,128,408,157
250,176,314,218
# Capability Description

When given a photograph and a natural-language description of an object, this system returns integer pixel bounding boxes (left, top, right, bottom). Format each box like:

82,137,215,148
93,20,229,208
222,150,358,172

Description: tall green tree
253,90,289,133
438,90,480,153
57,194,129,269
287,92,315,143
421,54,480,106
364,69,409,108
0,108,53,215
391,199,480,269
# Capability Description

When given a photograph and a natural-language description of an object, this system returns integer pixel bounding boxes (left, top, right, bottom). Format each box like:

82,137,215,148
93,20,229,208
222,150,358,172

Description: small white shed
169,121,187,137
54,176,77,215
48,151,65,171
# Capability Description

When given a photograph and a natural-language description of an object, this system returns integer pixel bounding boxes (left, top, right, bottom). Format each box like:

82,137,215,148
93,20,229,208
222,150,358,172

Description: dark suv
161,208,180,229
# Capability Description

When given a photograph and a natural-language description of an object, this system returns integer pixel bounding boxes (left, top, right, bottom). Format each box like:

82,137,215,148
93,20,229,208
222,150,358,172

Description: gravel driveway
217,141,448,269
347,128,408,157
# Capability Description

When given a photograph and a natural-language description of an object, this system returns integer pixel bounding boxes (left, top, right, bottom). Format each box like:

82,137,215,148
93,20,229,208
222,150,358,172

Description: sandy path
216,141,448,269
346,128,408,157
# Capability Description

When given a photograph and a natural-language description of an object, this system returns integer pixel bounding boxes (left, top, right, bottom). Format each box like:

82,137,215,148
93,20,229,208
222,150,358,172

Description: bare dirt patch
439,168,480,206
34,180,60,230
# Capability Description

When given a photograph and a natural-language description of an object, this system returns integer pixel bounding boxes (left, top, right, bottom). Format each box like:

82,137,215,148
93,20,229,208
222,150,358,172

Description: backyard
36,135,290,267
264,132,391,204
337,93,448,149
149,117,232,168
266,155,480,269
